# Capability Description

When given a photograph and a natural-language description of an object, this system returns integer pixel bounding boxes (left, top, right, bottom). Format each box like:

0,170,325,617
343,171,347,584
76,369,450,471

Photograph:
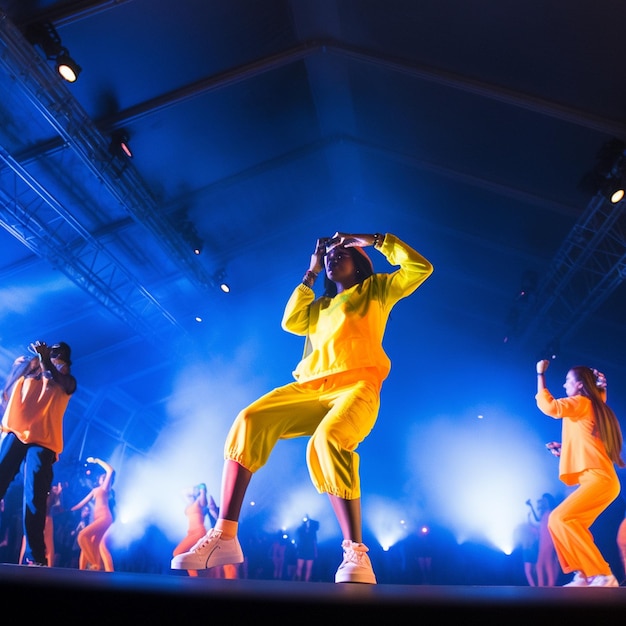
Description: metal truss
0,145,183,339
0,9,217,340
512,191,626,350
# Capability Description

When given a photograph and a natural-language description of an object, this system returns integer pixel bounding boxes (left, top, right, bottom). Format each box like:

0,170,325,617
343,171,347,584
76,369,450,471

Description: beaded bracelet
302,269,318,288
373,233,384,248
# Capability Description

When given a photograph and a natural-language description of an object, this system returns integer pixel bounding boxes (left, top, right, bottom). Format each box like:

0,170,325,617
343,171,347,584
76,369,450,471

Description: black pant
0,433,54,564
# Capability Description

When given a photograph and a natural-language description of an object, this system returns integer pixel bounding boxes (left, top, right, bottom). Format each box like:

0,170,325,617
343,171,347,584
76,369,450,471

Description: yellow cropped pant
224,368,381,499
548,468,620,578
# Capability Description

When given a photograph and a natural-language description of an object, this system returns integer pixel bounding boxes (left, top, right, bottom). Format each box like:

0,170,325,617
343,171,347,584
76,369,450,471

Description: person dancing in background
173,483,237,579
294,516,319,582
99,493,116,572
71,457,115,571
70,504,92,568
535,359,624,587
517,508,539,586
18,481,64,567
173,482,210,577
270,530,288,580
0,341,76,566
172,232,433,584
526,493,561,586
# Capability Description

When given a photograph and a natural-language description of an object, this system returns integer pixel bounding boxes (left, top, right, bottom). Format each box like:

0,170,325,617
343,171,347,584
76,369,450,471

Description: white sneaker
334,540,377,584
563,572,589,587
588,574,619,587
170,528,244,570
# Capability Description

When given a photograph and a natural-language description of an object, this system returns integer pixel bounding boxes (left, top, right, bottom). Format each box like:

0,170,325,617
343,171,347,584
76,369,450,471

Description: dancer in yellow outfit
172,232,433,584
535,359,624,587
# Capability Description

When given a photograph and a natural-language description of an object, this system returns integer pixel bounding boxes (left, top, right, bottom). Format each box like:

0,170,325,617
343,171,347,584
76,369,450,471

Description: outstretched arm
71,489,94,511
330,232,434,297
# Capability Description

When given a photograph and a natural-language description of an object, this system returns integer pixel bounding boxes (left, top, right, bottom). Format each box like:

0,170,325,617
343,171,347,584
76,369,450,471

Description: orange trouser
548,468,620,578
224,368,381,499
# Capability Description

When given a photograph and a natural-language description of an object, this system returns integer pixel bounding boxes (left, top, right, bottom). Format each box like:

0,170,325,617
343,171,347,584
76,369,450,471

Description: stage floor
2,564,626,622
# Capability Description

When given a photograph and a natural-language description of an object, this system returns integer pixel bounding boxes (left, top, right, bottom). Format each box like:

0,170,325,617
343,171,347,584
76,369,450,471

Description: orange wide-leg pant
548,468,620,578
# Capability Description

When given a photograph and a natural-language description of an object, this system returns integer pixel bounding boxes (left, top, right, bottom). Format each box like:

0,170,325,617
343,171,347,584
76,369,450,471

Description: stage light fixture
595,139,626,204
605,177,625,204
191,238,203,255
214,269,230,293
55,49,81,82
26,22,82,83
109,130,133,159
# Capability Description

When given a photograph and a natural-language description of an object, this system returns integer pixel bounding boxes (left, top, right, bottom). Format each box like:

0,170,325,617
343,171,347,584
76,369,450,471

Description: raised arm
196,483,208,508
525,499,540,522
592,368,607,402
30,341,76,395
536,359,549,392
88,457,115,491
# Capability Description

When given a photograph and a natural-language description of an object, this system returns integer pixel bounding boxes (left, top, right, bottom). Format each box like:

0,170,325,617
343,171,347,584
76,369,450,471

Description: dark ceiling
1,0,626,501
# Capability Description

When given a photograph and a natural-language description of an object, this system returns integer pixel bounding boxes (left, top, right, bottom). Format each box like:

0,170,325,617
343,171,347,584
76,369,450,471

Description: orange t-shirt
3,375,72,455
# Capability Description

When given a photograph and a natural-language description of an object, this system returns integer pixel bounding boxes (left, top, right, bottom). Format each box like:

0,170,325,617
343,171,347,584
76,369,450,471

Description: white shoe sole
335,570,377,584
171,544,243,570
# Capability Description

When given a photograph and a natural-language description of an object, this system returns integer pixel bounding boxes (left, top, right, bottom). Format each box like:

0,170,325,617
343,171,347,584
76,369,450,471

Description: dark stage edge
2,565,626,622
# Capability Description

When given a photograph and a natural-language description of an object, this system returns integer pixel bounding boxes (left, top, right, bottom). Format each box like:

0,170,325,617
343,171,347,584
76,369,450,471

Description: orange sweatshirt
536,389,614,486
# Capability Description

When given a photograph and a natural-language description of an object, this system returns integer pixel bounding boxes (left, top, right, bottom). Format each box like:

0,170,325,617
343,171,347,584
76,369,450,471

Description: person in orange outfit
70,457,115,571
173,483,210,577
535,359,624,587
173,484,237,579
171,232,433,584
0,341,76,566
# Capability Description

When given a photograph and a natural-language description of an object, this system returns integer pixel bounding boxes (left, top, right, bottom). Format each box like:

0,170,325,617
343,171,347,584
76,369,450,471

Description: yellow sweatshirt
281,233,433,383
